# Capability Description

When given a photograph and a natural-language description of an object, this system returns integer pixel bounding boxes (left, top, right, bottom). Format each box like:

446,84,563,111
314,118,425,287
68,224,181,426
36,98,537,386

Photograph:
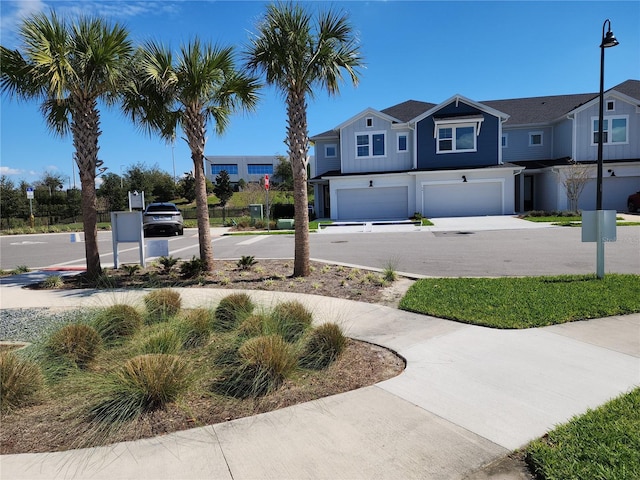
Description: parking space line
237,236,267,246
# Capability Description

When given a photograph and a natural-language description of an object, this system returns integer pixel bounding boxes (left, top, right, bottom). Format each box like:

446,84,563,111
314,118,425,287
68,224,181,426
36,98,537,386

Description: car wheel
629,201,637,213
178,228,184,236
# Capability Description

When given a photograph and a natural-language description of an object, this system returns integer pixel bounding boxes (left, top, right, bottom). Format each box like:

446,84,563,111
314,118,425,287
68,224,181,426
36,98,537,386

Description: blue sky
1,0,638,188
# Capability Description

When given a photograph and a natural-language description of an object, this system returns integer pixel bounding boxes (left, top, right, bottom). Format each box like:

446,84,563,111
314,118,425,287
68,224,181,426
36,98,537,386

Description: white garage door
423,182,503,217
336,186,408,220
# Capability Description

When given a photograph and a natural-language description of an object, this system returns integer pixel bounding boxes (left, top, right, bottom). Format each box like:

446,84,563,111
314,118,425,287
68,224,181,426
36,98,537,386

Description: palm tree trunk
71,97,102,280
185,106,214,272
287,90,310,277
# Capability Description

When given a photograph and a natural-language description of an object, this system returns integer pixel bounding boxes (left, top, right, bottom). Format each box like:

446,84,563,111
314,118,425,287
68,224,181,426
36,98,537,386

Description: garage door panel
423,182,502,218
337,187,408,220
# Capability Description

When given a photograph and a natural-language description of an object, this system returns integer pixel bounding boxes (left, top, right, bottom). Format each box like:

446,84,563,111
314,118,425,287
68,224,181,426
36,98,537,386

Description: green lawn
526,388,640,480
399,274,640,329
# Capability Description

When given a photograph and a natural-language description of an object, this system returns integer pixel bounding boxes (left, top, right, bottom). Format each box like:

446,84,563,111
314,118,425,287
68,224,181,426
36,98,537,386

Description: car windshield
146,205,178,213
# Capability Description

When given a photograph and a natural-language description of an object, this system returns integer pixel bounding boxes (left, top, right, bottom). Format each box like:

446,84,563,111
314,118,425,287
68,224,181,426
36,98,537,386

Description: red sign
264,174,270,190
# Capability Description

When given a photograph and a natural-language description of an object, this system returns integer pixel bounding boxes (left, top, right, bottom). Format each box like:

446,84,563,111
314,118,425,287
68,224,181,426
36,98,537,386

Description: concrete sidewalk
1,280,639,480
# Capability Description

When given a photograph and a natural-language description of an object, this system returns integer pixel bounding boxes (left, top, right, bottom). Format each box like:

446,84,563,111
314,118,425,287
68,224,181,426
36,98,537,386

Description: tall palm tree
246,2,363,277
122,39,259,272
1,11,132,280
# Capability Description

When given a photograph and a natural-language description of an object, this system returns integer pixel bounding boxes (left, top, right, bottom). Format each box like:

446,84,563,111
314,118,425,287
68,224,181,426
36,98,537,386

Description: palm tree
122,39,260,272
1,11,132,279
246,2,363,277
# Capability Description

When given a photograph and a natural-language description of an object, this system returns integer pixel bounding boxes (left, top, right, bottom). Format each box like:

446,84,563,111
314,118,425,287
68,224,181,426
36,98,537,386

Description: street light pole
595,19,619,279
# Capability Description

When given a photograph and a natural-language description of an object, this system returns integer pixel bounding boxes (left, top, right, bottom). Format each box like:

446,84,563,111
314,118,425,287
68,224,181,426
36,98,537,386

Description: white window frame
606,100,615,112
325,144,337,158
529,131,543,147
435,123,478,154
591,115,629,145
365,117,374,128
397,132,409,153
355,131,386,158
501,134,508,148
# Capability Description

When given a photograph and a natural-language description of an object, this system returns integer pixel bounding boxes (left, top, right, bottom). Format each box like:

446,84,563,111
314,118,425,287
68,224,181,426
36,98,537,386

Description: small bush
158,256,178,274
48,324,102,367
42,275,64,289
180,256,206,279
299,323,347,369
144,289,182,323
90,354,190,423
214,293,254,331
237,255,257,270
140,328,182,355
94,304,143,344
121,264,141,277
94,271,117,289
14,265,29,274
213,335,296,398
238,314,268,338
0,352,44,411
179,309,213,348
270,301,313,343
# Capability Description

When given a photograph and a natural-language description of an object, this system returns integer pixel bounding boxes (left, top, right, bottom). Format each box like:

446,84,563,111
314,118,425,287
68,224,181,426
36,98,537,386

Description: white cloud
0,0,48,47
0,166,24,175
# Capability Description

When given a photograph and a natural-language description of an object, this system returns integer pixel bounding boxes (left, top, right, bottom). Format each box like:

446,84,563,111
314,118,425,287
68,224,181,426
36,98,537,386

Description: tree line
0,2,363,279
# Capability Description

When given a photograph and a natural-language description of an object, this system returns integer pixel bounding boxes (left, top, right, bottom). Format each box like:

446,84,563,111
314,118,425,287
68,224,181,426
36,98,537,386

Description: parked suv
143,202,184,236
628,191,640,213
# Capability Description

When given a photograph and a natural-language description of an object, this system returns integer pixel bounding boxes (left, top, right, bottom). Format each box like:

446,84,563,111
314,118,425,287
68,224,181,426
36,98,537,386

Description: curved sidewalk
1,277,639,480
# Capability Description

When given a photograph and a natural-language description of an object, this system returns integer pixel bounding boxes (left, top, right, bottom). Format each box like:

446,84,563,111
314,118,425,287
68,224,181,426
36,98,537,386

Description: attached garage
336,186,408,220
423,181,503,217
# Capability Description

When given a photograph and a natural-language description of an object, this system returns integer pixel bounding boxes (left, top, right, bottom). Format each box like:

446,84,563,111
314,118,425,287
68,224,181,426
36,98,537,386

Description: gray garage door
423,182,502,217
336,186,408,220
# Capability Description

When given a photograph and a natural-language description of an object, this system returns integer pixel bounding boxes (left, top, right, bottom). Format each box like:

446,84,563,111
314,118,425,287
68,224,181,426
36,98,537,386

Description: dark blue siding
417,101,500,169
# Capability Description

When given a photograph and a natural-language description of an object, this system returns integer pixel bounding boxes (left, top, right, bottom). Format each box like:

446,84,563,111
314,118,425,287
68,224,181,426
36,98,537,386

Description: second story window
325,144,337,158
397,133,408,152
356,132,386,158
529,132,543,146
211,164,238,175
247,164,273,175
436,125,477,153
592,116,628,145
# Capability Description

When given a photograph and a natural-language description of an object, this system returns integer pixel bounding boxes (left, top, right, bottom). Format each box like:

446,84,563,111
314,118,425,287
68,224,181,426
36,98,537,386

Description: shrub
213,335,296,398
238,314,268,338
48,324,102,367
236,255,257,270
158,256,178,274
299,323,347,369
180,256,206,279
214,293,254,331
144,289,182,322
0,352,44,411
94,304,143,344
179,309,213,348
94,271,117,289
42,275,64,289
90,354,190,423
140,328,182,355
121,264,141,277
270,301,313,342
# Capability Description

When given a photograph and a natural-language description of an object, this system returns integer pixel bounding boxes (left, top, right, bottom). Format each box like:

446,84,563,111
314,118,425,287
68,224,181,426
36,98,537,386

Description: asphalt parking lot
2,216,639,277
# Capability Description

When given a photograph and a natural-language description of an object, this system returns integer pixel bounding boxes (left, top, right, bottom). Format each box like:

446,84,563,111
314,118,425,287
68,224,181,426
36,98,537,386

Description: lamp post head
601,20,619,48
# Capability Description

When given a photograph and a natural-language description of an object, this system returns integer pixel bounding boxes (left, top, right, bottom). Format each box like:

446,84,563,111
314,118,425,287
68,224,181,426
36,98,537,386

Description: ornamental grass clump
237,314,269,338
213,293,254,332
299,323,347,370
270,301,313,343
47,324,102,367
144,289,182,323
179,309,213,349
90,354,190,424
212,335,297,398
94,304,143,345
139,328,182,355
0,351,44,412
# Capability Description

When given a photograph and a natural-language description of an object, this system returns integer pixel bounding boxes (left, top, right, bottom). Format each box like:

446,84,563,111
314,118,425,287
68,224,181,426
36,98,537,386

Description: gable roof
380,100,436,122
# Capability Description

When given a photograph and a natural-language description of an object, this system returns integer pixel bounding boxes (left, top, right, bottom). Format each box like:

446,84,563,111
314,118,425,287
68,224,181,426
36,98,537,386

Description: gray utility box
277,219,294,230
249,204,264,220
